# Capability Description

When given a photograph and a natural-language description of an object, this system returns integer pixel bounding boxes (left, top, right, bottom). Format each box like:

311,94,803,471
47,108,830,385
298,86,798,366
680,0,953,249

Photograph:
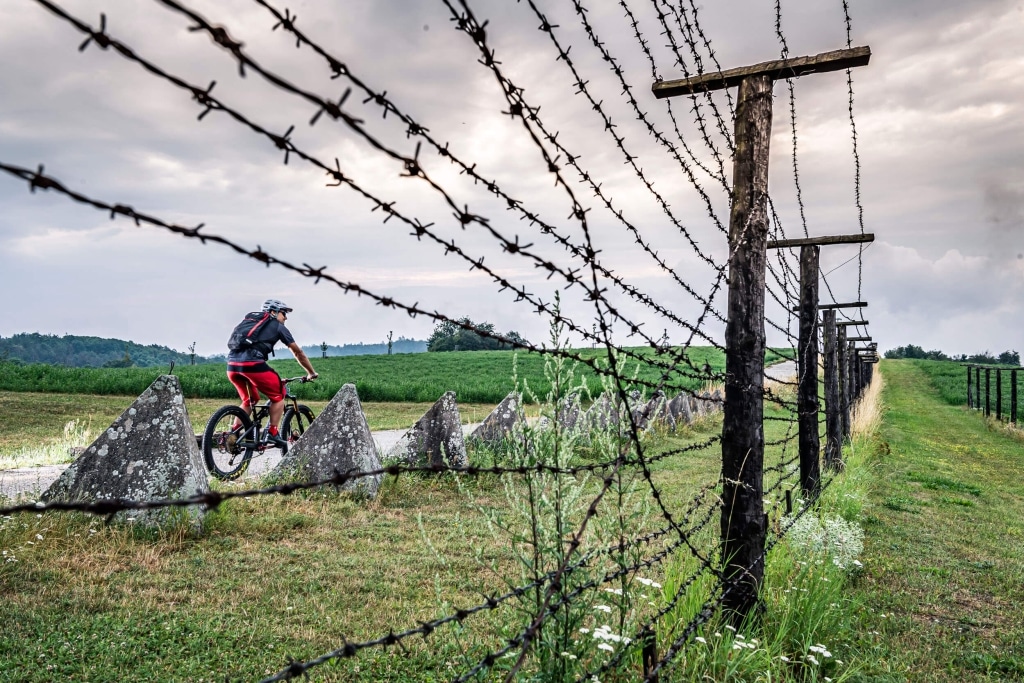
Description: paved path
766,359,796,382
0,424,481,501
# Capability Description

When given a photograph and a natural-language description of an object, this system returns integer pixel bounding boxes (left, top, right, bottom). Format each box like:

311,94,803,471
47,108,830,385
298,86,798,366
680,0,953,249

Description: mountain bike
202,376,316,481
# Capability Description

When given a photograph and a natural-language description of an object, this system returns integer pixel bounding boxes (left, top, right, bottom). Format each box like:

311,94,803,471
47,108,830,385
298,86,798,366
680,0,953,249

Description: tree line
427,318,528,352
884,344,1020,366
0,333,214,368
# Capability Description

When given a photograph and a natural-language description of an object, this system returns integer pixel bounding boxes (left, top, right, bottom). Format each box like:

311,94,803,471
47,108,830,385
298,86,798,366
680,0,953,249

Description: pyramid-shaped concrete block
583,392,620,432
41,375,208,529
556,391,583,432
387,391,467,469
468,391,524,447
270,384,382,498
638,391,668,431
668,393,693,428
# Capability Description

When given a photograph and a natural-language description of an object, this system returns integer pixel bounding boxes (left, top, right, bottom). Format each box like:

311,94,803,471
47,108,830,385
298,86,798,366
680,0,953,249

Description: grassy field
0,346,791,403
0,360,814,682
906,358,1024,415
842,360,1024,680
0,391,529,464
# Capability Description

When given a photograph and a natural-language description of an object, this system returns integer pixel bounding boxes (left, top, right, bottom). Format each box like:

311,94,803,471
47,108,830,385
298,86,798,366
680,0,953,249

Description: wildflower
853,559,863,567
603,588,623,596
597,643,614,652
809,644,832,658
35,534,43,541
579,628,590,634
779,656,790,662
560,652,578,660
635,577,662,588
724,625,736,632
594,605,612,613
695,636,706,644
807,655,820,666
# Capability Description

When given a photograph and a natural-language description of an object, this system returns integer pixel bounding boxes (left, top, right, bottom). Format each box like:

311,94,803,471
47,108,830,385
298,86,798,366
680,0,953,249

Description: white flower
560,652,578,660
597,643,614,652
579,628,590,634
724,625,736,632
594,605,612,613
35,534,43,540
807,654,820,666
635,577,662,588
779,656,790,662
695,636,706,644
603,588,623,595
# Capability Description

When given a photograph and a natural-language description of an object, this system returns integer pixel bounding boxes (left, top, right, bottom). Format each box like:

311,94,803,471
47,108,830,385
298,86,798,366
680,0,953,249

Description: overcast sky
1,0,1022,358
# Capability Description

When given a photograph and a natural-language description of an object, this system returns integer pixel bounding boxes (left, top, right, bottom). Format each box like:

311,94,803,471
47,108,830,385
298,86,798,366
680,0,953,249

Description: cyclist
226,299,318,448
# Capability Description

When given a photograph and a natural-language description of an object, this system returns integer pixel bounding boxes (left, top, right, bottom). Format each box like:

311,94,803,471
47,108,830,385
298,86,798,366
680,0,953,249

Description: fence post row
772,236,873,499
985,368,991,418
654,45,871,622
976,366,982,410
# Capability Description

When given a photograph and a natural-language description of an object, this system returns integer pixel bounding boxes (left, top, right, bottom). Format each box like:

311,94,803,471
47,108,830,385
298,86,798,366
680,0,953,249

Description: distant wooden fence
965,364,1021,424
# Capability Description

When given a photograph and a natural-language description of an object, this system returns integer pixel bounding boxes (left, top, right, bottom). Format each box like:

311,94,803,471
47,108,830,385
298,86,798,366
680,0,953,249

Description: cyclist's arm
287,342,318,379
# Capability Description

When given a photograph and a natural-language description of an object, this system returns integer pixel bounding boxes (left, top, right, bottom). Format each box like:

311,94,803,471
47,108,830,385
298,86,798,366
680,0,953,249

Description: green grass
843,360,1024,681
0,345,792,403
908,358,1024,414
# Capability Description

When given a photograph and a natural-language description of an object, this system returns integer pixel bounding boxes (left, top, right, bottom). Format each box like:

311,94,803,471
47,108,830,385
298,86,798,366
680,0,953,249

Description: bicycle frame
234,377,306,452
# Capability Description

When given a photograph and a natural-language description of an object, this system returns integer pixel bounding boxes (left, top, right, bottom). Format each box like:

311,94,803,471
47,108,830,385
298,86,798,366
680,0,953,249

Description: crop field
0,346,789,404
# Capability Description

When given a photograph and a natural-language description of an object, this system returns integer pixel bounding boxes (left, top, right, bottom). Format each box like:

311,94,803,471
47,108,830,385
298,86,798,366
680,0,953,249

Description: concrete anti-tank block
387,391,467,469
468,391,524,447
42,375,209,530
270,383,383,498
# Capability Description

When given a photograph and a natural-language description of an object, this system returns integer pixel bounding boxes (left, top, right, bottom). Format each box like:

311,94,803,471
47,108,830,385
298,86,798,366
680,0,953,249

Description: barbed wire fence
0,0,875,679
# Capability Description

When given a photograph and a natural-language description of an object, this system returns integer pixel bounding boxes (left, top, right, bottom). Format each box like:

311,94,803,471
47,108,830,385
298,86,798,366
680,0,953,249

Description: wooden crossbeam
836,320,869,327
818,302,867,310
653,46,870,98
768,233,874,249
847,336,872,342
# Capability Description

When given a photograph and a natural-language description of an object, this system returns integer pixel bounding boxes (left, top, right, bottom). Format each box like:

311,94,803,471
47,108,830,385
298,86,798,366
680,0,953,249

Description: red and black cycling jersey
226,319,296,362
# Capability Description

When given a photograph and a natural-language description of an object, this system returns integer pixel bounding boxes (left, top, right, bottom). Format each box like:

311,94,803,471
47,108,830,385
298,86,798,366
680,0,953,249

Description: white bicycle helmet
262,298,293,313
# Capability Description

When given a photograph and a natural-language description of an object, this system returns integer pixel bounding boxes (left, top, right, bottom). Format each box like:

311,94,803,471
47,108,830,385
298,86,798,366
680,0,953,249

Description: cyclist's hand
306,372,318,382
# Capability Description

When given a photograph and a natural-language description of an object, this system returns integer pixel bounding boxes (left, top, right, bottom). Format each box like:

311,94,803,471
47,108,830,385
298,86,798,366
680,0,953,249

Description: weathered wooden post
654,44,870,622
985,368,991,418
823,310,842,470
1012,369,1018,424
976,367,982,410
966,365,973,408
997,369,1003,421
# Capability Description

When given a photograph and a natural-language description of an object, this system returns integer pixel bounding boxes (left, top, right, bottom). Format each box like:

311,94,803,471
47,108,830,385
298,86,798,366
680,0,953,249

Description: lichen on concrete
270,383,382,498
41,375,209,530
386,391,467,469
468,391,524,447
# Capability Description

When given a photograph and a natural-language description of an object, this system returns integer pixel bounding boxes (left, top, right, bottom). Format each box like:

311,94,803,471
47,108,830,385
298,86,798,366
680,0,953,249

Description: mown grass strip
847,360,1024,681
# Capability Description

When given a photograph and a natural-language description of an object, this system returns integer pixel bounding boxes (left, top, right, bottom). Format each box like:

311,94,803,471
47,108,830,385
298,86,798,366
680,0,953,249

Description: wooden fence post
823,310,842,470
985,368,991,418
718,73,772,621
838,327,849,439
967,366,973,408
997,369,1003,421
797,245,820,498
976,367,982,410
1013,369,1018,425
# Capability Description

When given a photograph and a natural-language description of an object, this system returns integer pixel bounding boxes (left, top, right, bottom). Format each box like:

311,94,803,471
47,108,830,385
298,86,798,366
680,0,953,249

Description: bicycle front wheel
203,405,255,481
283,404,316,448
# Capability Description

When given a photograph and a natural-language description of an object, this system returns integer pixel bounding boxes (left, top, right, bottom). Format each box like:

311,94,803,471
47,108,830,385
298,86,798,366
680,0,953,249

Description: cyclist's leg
249,368,286,434
227,369,260,430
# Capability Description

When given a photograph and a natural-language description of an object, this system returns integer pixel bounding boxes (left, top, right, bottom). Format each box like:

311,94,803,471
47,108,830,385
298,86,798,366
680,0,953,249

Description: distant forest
0,333,216,368
0,333,427,368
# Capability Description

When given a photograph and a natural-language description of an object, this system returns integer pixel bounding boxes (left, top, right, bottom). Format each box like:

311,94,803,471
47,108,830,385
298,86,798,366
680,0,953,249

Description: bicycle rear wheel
283,404,316,447
203,406,255,480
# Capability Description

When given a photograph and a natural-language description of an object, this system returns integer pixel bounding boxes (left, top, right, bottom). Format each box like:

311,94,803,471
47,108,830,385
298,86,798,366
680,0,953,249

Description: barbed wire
0,0,875,679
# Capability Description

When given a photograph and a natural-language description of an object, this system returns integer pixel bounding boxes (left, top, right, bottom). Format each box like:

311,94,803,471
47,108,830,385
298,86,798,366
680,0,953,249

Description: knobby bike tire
203,405,255,480
283,404,316,448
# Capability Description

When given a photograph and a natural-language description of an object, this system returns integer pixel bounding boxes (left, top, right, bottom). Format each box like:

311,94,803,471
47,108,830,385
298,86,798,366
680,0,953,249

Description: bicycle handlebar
283,376,314,384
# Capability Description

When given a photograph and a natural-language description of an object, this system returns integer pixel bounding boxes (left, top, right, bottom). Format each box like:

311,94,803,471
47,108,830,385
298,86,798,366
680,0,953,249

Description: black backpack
227,311,278,357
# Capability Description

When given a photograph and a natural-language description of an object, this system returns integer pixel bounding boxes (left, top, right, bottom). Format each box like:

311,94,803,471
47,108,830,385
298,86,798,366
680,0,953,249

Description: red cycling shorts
227,361,285,408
